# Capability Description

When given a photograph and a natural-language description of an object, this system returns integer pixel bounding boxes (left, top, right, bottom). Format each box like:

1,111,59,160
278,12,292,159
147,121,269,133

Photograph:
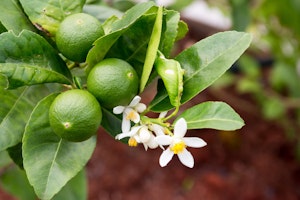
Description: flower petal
183,137,207,148
174,118,187,138
121,118,131,133
149,124,165,136
159,148,174,167
113,106,125,114
129,96,141,107
155,135,172,146
139,126,151,143
178,148,194,168
135,103,147,113
159,111,168,118
146,135,159,149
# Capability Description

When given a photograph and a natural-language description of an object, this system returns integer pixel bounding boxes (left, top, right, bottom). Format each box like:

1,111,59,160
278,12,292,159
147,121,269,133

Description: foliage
0,0,251,199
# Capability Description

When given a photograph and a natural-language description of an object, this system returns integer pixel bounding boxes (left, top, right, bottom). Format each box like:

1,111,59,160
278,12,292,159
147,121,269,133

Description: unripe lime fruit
49,89,102,142
87,58,139,109
56,13,103,62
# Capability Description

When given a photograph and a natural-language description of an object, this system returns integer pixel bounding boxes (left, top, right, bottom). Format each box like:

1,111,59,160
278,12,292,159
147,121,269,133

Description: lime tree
49,89,102,142
87,58,139,109
55,13,104,62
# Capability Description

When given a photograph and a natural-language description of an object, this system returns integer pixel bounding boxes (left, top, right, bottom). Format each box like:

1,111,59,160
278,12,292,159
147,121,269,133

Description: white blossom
113,96,146,132
155,118,207,168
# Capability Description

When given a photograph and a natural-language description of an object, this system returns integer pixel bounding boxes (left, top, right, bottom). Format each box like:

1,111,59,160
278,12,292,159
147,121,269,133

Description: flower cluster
113,96,207,168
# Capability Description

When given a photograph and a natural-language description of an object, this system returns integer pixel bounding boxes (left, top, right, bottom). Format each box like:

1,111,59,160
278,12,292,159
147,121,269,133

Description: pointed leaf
0,0,36,34
0,76,60,152
140,6,163,92
177,101,244,131
0,30,72,88
101,108,122,138
0,63,72,89
86,2,155,72
19,0,85,36
23,93,97,200
150,31,252,111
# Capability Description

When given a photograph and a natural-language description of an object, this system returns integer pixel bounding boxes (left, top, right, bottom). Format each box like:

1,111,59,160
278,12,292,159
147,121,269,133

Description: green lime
49,89,102,142
56,13,103,62
87,58,139,109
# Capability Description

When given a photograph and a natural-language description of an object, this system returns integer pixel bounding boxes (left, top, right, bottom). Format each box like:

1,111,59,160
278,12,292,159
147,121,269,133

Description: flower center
128,137,138,147
170,141,186,154
126,110,137,121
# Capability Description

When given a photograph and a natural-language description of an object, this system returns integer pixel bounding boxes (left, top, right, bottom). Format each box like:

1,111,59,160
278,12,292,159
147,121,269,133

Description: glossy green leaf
0,63,72,89
0,0,36,34
86,2,155,72
19,0,85,36
0,165,36,200
0,76,59,152
23,93,97,200
0,30,72,89
150,31,252,112
52,170,87,200
177,101,244,131
155,55,183,107
140,6,163,92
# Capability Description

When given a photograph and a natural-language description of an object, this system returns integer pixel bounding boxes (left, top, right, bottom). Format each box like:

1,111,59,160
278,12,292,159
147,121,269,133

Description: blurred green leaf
23,93,97,200
0,30,72,89
230,0,251,31
0,0,36,34
52,170,87,200
19,0,85,36
177,101,244,130
83,4,123,23
150,31,252,112
0,165,36,200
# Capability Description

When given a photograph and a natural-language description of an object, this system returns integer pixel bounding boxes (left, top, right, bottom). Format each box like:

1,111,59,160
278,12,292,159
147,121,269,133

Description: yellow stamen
128,137,138,147
170,141,186,154
126,110,136,121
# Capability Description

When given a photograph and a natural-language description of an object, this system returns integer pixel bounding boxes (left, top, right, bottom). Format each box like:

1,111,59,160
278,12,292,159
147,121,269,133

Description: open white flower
115,125,159,150
113,96,146,132
155,118,207,168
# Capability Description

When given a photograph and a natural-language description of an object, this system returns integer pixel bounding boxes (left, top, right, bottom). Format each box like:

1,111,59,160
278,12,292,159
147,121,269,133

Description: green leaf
86,2,155,72
83,4,123,23
52,170,87,200
155,55,183,107
0,30,72,89
23,93,97,200
0,165,36,200
150,31,252,112
101,108,122,138
0,0,36,34
140,6,163,92
0,76,60,152
0,63,72,89
177,101,244,131
19,0,86,36
160,9,181,56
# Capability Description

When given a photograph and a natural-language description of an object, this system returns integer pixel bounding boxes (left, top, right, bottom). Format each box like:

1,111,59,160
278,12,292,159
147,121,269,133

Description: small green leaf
140,6,163,92
177,101,244,131
23,93,97,200
150,31,252,112
0,0,36,34
0,30,72,88
155,55,183,107
19,0,85,36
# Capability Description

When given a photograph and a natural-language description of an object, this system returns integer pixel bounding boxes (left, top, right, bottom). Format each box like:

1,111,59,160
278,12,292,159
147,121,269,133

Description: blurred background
1,0,300,199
